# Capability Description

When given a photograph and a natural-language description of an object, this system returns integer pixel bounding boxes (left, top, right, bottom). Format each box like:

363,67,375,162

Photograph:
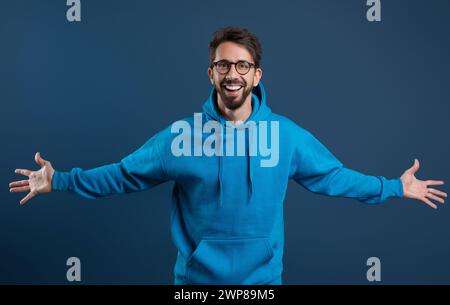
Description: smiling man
208,38,262,122
9,27,447,285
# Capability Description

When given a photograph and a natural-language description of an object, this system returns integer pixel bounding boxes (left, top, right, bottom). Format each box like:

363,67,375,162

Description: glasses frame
211,60,257,75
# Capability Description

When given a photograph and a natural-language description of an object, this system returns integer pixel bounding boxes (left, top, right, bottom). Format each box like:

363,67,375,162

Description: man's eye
237,62,248,69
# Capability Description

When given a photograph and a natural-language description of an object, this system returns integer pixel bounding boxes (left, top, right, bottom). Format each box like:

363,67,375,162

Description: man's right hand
9,152,55,205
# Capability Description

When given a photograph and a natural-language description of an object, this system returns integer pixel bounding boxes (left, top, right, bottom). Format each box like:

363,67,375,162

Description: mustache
221,79,246,87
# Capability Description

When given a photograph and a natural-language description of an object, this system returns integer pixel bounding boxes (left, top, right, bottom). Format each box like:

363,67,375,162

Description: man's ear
253,67,263,87
208,67,214,85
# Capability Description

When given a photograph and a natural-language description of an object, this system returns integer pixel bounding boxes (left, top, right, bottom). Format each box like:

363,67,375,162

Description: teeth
225,85,242,91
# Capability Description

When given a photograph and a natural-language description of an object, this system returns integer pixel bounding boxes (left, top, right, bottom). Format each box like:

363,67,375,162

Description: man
9,27,447,285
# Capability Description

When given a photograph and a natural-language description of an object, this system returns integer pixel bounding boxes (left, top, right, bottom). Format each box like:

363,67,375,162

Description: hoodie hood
201,82,272,206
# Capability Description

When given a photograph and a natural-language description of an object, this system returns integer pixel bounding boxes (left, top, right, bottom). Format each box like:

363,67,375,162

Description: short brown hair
208,26,262,68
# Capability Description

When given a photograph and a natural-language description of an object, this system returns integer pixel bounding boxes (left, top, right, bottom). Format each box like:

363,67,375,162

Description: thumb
34,152,48,167
409,158,420,175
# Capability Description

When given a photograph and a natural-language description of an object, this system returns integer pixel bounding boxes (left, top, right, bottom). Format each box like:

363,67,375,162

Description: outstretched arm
9,132,170,205
290,128,446,208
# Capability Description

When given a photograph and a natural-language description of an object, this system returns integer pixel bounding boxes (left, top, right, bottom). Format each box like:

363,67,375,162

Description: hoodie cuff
52,170,71,192
378,176,404,202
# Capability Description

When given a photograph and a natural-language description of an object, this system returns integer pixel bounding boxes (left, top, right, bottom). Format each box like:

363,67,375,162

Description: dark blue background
1,0,449,284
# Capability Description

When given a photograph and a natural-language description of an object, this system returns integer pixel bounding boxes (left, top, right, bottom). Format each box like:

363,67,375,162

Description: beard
215,78,253,111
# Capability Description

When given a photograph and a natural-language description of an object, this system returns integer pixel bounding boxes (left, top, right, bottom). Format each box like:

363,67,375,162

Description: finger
421,197,437,209
409,158,420,174
9,180,29,187
425,192,445,204
35,152,48,167
20,191,36,205
10,186,31,193
428,188,447,198
426,180,444,186
14,169,31,177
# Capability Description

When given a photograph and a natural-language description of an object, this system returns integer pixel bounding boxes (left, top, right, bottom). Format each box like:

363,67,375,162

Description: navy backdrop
1,0,449,284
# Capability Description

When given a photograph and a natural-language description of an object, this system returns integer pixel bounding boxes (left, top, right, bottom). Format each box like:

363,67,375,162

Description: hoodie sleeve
51,131,170,200
290,128,404,204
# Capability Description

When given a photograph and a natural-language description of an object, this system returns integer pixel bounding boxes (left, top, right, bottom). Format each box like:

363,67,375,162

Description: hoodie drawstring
247,127,254,205
248,153,254,205
217,119,225,207
218,153,223,206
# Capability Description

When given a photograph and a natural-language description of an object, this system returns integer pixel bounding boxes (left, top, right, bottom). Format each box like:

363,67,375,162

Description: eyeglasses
212,60,256,75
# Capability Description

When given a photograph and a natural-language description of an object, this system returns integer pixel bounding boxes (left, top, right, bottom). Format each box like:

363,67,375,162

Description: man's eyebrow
215,59,252,62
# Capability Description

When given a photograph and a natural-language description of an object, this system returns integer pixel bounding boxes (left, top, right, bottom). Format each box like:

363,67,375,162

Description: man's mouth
223,84,243,93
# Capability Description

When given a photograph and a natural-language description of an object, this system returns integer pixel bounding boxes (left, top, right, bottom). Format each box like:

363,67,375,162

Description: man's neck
217,94,252,125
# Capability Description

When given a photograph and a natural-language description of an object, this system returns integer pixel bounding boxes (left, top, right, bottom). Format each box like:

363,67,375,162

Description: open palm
400,159,447,209
9,152,55,205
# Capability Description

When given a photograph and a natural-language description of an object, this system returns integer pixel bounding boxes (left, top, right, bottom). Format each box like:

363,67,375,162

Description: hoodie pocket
186,237,274,284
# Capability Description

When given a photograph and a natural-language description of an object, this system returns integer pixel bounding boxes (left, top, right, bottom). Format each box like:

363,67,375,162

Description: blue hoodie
52,82,404,284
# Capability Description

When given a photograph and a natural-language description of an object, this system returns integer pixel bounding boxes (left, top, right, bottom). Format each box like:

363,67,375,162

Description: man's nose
225,63,240,79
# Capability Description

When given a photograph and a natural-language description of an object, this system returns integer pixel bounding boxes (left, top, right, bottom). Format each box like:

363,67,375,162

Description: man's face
208,41,262,111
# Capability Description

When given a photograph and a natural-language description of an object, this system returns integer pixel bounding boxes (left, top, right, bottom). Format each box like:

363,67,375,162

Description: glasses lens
216,61,229,74
236,61,250,74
